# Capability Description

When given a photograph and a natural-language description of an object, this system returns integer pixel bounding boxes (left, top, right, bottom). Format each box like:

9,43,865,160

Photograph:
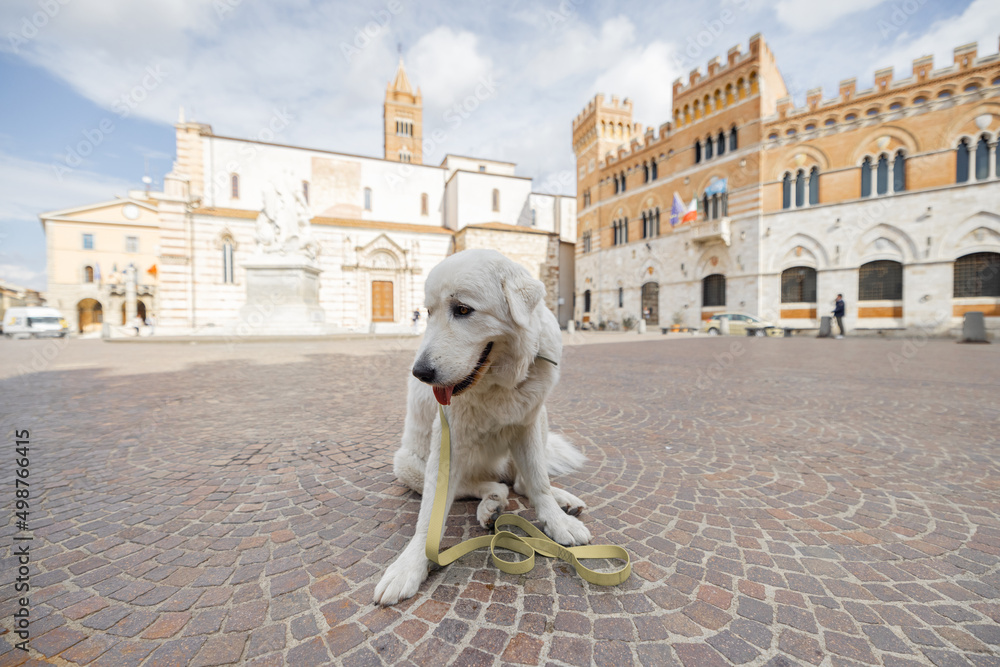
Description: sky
0,0,993,291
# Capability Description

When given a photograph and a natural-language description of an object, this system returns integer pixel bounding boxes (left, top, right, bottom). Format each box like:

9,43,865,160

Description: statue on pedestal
254,177,319,261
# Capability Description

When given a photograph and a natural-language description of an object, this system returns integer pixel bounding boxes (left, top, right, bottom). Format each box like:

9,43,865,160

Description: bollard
567,319,575,333
962,312,989,343
637,320,646,334
719,317,730,336
818,316,832,338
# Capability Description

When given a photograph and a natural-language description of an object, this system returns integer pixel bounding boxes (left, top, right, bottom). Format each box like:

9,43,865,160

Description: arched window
705,136,714,160
859,260,903,301
717,131,725,156
729,126,738,151
975,135,990,180
795,169,805,207
749,71,759,95
364,187,373,211
893,151,906,192
702,194,709,218
619,172,626,193
421,192,429,216
584,290,592,313
782,172,792,209
641,211,648,238
861,157,872,197
956,139,970,183
492,188,500,212
613,175,619,195
302,181,309,204
808,167,819,205
651,159,658,180
654,207,660,235
954,252,1000,297
703,274,726,307
876,154,888,195
782,267,817,303
694,140,702,164
84,266,94,283
618,286,624,308
643,163,650,183
230,173,240,200
222,238,234,284
711,194,719,219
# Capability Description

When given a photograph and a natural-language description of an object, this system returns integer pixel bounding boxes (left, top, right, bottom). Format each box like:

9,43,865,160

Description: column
887,160,895,195
869,162,878,198
989,141,997,180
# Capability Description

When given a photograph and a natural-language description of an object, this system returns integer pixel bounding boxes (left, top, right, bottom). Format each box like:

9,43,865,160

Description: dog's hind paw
373,554,429,606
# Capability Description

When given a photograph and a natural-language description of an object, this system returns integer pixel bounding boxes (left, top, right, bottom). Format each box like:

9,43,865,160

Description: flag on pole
147,264,158,278
670,193,684,227
681,198,698,224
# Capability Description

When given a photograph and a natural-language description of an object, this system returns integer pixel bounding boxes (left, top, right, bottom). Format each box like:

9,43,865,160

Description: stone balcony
691,217,731,246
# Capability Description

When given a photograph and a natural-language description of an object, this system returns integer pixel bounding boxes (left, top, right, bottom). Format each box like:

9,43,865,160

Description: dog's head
412,249,545,405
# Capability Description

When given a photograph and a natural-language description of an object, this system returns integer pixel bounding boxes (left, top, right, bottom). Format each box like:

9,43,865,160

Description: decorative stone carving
254,176,320,261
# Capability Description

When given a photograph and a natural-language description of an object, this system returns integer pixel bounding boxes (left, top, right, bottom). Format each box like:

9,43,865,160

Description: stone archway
77,298,103,333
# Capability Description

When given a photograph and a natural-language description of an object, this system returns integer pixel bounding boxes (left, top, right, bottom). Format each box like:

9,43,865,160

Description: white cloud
0,263,44,288
772,0,889,33
408,27,493,111
0,152,134,290
872,0,1000,77
0,153,134,222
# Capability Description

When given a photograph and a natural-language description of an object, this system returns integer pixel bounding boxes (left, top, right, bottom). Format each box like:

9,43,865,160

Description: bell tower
384,58,423,164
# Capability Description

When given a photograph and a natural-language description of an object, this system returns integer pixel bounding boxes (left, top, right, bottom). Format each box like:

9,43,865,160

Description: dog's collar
535,354,558,367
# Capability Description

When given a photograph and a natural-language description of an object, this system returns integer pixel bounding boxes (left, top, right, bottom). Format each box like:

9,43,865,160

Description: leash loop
427,405,631,587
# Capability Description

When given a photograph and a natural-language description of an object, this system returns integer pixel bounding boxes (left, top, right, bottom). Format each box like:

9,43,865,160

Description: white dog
373,249,591,606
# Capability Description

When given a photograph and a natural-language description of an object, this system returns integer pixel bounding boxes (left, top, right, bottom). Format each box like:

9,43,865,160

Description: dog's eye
453,304,474,318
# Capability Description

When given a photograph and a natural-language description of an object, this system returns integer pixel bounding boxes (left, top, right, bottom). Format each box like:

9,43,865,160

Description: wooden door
372,281,394,322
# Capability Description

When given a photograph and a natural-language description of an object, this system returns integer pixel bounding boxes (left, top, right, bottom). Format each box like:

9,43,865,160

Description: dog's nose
412,360,437,384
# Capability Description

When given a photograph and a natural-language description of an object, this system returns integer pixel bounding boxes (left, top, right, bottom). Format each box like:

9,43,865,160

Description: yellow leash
426,404,631,587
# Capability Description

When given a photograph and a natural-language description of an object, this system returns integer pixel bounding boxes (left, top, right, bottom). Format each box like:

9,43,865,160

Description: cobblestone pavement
1,336,999,667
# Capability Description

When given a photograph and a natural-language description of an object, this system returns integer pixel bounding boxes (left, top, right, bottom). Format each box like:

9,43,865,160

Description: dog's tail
546,432,587,477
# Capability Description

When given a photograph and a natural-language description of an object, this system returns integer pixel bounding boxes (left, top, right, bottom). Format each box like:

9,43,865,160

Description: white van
2,307,69,338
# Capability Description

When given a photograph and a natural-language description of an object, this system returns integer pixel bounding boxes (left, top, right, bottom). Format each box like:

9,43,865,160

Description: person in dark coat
833,294,845,338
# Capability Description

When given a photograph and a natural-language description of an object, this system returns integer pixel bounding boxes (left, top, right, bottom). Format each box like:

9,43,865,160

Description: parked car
2,307,69,338
700,312,778,336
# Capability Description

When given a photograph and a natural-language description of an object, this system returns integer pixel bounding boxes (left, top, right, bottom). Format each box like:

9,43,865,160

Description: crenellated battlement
572,93,634,131
766,37,1000,126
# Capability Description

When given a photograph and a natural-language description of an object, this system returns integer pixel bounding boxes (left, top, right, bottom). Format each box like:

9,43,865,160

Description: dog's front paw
373,554,429,606
477,493,507,529
542,513,592,547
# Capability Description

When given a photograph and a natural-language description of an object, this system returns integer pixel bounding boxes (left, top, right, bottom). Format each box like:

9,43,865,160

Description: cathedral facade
573,34,1000,334
43,61,576,335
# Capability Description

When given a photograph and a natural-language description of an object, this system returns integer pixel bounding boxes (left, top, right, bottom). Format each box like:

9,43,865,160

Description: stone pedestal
239,256,325,335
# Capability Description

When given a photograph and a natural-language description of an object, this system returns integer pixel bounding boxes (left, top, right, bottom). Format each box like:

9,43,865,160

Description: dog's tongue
433,386,454,406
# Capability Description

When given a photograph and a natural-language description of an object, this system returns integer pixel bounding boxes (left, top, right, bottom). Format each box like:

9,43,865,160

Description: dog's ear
503,266,545,329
